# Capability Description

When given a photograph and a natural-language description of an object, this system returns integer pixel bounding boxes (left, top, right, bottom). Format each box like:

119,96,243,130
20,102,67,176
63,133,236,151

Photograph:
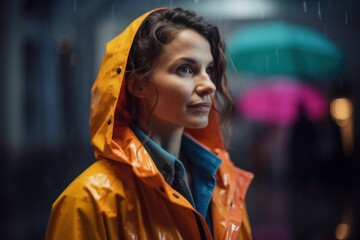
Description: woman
46,8,253,240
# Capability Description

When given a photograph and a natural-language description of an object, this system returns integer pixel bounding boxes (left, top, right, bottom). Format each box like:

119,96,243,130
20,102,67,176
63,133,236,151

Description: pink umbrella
236,77,328,126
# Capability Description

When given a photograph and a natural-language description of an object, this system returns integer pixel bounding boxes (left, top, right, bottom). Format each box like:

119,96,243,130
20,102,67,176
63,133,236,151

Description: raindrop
170,0,172,7
303,1,307,13
275,49,280,64
317,1,322,20
73,0,77,12
194,0,200,3
345,11,348,24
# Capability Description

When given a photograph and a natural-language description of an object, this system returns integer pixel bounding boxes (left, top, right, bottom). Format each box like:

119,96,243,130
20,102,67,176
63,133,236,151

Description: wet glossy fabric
46,8,253,240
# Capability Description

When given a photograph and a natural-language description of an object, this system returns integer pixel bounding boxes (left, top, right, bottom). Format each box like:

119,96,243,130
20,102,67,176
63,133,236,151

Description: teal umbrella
227,21,344,80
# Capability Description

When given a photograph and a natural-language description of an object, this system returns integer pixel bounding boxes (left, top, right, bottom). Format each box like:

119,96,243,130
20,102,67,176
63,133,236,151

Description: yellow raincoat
46,8,253,240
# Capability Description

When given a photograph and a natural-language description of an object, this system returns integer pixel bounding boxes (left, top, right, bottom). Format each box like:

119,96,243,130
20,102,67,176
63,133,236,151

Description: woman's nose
196,72,216,96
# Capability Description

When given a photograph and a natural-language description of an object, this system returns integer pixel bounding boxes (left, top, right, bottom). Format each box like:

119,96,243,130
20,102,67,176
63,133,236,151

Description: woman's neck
137,119,184,158
136,118,192,189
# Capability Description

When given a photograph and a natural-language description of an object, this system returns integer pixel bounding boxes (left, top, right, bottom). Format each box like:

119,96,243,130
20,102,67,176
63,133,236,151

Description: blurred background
0,0,359,239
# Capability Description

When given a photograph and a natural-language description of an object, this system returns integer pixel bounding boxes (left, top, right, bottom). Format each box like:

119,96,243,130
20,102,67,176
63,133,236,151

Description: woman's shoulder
46,159,135,239
54,159,132,206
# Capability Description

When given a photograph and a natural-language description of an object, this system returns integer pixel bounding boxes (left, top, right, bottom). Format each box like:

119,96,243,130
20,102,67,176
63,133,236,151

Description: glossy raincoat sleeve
45,195,108,240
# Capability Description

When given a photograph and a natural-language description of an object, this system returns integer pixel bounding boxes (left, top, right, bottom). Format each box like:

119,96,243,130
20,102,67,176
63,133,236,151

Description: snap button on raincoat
45,8,253,240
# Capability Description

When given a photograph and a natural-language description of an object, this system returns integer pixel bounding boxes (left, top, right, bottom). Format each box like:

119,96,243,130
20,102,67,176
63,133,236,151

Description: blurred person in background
45,8,253,240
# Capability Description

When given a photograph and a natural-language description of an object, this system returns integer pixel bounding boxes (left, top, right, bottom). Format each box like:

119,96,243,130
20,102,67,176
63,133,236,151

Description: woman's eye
176,65,193,75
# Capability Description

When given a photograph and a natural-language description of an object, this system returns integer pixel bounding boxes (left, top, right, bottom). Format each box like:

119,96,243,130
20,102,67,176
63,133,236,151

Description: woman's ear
126,75,149,99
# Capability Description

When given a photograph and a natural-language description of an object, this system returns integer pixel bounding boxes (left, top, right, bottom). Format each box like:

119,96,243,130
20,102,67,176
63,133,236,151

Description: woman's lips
188,102,212,112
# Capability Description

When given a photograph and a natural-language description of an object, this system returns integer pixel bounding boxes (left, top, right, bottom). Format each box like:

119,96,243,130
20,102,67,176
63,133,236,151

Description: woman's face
140,29,216,130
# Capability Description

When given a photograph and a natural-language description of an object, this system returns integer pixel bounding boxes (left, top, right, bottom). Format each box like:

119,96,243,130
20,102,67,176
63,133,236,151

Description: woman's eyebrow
177,57,213,65
178,57,197,64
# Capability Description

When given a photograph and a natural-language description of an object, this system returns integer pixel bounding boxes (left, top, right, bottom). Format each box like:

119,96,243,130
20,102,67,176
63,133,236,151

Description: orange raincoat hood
46,8,253,240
